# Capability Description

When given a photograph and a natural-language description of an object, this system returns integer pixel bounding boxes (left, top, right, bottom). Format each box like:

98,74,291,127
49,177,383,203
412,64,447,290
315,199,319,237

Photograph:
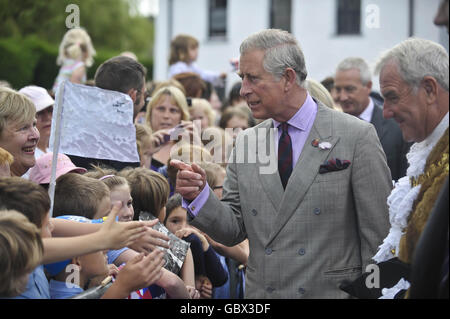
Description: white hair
375,37,449,92
336,57,372,85
240,29,308,87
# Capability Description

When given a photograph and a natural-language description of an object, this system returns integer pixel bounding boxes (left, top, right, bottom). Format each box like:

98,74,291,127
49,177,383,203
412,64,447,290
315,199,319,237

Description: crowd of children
0,23,346,299
0,27,260,299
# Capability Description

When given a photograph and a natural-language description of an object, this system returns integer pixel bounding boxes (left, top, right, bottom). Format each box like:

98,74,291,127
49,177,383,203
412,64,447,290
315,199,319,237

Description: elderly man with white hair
334,57,411,181
367,37,448,299
172,29,392,299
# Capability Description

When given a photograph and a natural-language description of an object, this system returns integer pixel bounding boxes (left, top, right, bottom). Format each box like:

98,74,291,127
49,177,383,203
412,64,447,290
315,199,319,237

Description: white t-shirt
168,61,224,87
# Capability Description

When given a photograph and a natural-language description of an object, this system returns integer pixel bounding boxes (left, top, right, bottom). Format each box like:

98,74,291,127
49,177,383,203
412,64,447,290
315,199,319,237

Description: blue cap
44,259,71,276
56,215,117,223
44,216,105,276
44,215,118,276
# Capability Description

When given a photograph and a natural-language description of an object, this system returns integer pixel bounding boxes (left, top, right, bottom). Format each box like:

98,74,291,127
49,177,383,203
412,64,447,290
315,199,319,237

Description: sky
137,0,159,16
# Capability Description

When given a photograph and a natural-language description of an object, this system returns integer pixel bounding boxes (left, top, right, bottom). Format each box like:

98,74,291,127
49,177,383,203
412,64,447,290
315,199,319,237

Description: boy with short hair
0,210,44,298
53,173,111,219
47,250,110,299
53,172,131,266
50,172,120,297
0,177,165,298
51,172,171,299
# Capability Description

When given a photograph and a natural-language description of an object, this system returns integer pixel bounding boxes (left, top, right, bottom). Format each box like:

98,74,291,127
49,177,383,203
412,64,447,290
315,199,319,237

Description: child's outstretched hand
102,249,165,299
196,275,213,299
128,222,170,253
99,202,147,250
186,285,200,299
87,264,118,289
176,227,209,252
116,250,164,293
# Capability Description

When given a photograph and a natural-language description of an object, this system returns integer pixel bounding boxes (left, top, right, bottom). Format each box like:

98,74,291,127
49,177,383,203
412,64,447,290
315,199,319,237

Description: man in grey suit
171,29,391,298
334,57,411,182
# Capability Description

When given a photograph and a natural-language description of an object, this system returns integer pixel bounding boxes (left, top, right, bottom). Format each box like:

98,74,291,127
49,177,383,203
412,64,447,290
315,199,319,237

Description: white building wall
293,0,409,91
154,0,445,95
154,0,169,85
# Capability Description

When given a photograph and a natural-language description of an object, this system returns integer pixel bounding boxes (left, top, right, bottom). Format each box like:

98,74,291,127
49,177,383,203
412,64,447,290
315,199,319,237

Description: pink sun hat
29,152,87,184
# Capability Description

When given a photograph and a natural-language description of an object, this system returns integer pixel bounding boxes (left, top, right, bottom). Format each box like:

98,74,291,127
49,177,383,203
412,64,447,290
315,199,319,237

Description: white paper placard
49,81,139,163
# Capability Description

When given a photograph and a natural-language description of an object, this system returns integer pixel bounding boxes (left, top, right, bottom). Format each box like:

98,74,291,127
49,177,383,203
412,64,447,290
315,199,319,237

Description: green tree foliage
0,0,154,89
0,0,154,57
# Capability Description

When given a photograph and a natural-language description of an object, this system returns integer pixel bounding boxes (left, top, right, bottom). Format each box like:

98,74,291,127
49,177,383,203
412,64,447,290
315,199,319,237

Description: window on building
270,0,292,32
337,0,361,35
209,0,227,38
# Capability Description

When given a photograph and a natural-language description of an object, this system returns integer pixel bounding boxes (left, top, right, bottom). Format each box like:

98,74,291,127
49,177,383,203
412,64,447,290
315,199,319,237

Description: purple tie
278,122,293,189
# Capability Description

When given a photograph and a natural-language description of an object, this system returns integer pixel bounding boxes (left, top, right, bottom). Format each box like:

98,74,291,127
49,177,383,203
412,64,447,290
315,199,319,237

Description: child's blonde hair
135,124,153,159
0,209,44,297
119,167,170,221
152,79,186,96
190,98,216,129
167,143,212,187
169,34,199,65
201,126,234,167
305,79,339,111
198,162,225,189
0,147,14,166
169,143,213,165
57,28,96,67
84,166,130,198
218,107,249,130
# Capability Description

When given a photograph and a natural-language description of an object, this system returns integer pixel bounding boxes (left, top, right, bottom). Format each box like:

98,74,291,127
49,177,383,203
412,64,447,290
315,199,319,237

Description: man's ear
421,76,438,103
283,68,297,91
366,80,373,91
127,88,138,103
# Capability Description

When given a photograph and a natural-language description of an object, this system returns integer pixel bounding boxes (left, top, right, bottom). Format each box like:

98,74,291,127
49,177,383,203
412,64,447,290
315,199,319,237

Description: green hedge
0,36,153,90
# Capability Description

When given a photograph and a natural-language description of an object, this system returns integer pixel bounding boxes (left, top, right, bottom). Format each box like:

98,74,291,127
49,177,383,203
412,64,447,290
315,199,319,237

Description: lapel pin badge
311,138,320,148
318,142,332,150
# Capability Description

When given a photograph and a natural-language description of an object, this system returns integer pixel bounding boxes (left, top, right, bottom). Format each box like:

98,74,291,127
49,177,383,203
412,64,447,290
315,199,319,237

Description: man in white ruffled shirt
371,37,449,298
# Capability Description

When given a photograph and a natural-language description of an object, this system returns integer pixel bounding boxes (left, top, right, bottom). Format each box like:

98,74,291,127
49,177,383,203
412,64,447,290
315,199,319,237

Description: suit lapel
266,104,340,246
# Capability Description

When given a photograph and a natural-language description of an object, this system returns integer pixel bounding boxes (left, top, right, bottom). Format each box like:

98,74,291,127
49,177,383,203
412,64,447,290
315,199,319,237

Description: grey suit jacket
370,101,410,181
191,103,392,298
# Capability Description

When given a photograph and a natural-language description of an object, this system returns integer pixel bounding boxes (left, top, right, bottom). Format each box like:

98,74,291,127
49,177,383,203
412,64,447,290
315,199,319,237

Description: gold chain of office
410,152,449,188
389,151,449,256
